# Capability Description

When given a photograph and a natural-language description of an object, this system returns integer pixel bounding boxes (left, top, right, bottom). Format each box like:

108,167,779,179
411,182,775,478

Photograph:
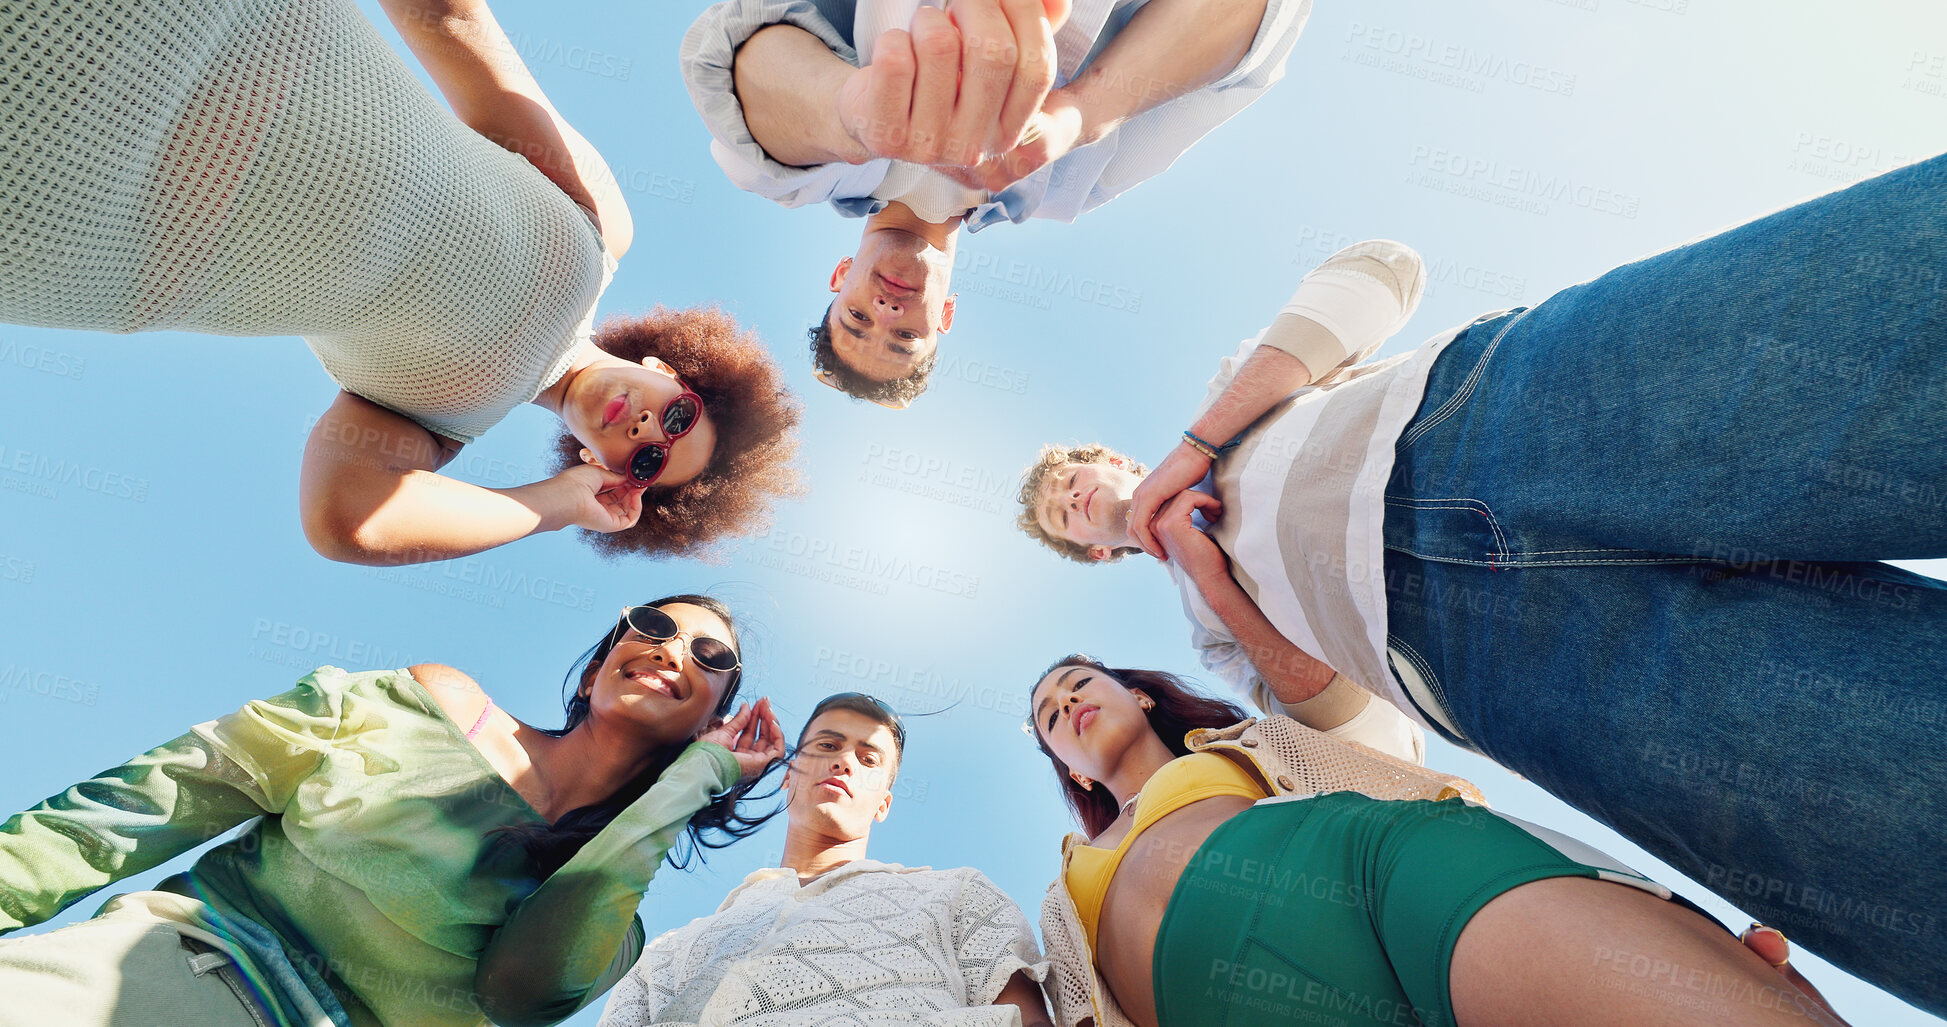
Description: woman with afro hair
0,0,801,564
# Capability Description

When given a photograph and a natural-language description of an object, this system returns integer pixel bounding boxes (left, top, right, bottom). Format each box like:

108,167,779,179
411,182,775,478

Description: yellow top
1062,752,1268,950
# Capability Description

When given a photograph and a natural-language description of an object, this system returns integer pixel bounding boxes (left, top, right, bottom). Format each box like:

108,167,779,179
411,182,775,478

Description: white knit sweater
0,0,615,443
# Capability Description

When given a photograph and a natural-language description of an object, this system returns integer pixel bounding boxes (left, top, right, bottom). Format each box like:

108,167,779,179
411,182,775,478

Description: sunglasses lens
662,395,699,437
622,606,678,641
629,444,667,483
691,637,739,673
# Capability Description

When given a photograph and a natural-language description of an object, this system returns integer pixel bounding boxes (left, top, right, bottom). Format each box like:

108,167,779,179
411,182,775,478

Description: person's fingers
905,6,960,164
1128,493,1165,559
1186,491,1223,517
857,30,916,155
990,0,1055,154
944,0,1014,165
1038,0,1070,31
1739,924,1790,968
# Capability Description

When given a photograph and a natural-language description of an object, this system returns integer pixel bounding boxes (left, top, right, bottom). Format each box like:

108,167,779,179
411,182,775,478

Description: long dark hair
1029,654,1248,838
499,593,784,875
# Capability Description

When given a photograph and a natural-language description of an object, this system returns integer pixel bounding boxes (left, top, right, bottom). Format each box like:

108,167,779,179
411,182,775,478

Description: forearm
1187,344,1313,450
996,971,1055,1027
1059,0,1270,141
476,742,739,1027
734,24,869,166
302,467,574,566
1190,565,1337,706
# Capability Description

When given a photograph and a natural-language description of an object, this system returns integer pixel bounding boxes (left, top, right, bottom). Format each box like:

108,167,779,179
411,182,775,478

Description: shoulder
407,663,492,731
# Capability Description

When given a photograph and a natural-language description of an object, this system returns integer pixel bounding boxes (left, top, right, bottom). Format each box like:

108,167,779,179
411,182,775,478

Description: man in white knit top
598,693,1053,1027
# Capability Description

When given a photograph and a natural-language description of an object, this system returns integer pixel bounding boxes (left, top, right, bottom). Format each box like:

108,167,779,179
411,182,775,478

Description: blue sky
1,0,1943,1023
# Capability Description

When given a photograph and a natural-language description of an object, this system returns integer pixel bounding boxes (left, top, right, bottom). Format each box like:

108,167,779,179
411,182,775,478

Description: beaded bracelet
1182,429,1237,460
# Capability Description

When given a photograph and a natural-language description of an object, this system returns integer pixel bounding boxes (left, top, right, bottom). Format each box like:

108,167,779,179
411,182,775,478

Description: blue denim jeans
1381,152,1947,1015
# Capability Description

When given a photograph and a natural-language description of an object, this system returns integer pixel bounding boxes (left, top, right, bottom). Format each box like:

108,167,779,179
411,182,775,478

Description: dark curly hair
495,594,785,876
554,307,804,560
1027,654,1248,838
808,301,937,407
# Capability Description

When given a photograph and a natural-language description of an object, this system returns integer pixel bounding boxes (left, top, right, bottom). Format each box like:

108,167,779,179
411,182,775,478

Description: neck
779,818,871,883
1100,731,1181,811
522,718,673,821
531,340,612,418
865,201,963,252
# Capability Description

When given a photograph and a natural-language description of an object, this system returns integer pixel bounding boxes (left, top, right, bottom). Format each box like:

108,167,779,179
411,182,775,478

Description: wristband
1184,429,1238,453
1181,433,1218,460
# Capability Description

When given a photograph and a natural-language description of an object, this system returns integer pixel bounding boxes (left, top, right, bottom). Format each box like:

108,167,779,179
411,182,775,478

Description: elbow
300,496,396,566
475,970,586,1027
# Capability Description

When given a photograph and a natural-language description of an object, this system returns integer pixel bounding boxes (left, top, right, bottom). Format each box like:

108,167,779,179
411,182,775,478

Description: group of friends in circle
1,0,1941,1024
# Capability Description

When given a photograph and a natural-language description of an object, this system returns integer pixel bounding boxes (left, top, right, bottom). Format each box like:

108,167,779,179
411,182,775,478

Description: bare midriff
1090,794,1259,1027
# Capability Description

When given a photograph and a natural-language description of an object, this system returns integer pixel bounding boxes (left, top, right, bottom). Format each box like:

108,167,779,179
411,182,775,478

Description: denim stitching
1384,543,1701,569
1387,638,1466,742
1383,497,1510,561
1397,309,1529,451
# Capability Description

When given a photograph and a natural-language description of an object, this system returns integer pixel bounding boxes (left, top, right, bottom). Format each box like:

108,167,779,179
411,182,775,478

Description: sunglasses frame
624,390,706,485
610,604,742,679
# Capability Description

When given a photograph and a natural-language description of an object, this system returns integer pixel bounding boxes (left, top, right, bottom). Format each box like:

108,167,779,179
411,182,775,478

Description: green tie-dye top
0,666,740,1027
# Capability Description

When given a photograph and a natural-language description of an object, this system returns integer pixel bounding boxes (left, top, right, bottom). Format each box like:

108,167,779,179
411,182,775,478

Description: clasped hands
834,0,1091,193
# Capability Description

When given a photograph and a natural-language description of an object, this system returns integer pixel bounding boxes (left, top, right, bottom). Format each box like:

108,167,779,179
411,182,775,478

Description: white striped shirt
680,0,1312,230
1171,319,1472,734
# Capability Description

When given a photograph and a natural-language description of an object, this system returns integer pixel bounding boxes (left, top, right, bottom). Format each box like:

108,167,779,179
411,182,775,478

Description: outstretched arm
299,392,645,566
0,678,343,932
377,0,633,258
475,704,784,1027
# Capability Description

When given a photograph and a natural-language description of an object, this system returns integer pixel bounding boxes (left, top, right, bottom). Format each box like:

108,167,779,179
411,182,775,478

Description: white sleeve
595,923,693,1027
1320,692,1427,765
949,870,1050,1008
679,0,894,208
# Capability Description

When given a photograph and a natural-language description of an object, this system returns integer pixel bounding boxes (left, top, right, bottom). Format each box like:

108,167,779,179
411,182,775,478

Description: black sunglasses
611,605,741,676
626,392,705,485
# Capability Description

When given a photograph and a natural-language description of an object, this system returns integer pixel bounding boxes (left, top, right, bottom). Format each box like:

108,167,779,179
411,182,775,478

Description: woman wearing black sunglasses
0,594,784,1027
0,0,803,567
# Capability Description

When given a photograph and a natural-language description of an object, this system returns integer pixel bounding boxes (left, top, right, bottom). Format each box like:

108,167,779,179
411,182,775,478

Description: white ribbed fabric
597,861,1046,1027
0,0,614,443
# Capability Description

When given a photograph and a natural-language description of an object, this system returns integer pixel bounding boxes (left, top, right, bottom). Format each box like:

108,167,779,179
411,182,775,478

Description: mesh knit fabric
0,0,612,443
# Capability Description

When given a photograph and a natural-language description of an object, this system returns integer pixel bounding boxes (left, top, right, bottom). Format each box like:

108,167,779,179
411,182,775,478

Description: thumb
1039,0,1070,32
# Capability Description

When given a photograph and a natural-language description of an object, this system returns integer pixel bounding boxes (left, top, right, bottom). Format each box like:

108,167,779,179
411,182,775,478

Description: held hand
545,463,646,533
835,0,1060,167
1128,442,1213,559
699,698,787,784
942,93,1087,193
1739,925,1851,1025
1154,490,1228,582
